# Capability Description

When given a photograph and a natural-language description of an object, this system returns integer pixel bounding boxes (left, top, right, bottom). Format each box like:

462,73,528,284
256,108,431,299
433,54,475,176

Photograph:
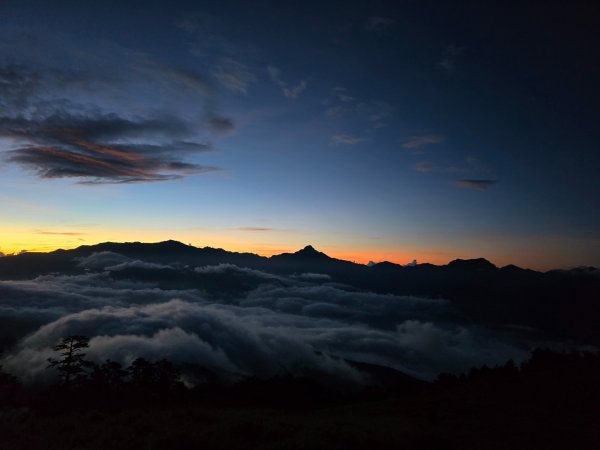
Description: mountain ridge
1,239,599,343
2,239,597,274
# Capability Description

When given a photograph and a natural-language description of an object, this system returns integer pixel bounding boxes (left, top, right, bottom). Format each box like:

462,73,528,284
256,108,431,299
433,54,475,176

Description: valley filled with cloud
0,249,536,385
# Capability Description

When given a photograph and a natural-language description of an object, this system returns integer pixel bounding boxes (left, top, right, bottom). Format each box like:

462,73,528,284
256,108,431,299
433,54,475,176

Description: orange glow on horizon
0,235,470,267
0,226,588,271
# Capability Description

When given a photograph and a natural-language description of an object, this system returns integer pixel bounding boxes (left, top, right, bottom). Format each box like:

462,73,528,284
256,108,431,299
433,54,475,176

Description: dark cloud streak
0,60,231,184
33,230,86,236
454,179,499,191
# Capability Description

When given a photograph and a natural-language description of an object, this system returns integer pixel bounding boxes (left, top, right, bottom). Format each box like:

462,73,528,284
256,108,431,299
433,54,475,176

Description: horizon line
2,238,594,273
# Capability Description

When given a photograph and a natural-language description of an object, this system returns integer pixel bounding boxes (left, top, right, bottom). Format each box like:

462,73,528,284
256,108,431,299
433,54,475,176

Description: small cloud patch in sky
208,116,236,135
267,66,307,99
454,179,498,191
333,87,355,102
414,162,435,173
413,161,464,173
330,134,367,145
402,135,445,150
32,230,86,236
212,58,257,94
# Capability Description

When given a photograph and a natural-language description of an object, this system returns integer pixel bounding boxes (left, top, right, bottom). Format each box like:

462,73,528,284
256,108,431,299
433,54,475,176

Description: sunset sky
1,0,598,270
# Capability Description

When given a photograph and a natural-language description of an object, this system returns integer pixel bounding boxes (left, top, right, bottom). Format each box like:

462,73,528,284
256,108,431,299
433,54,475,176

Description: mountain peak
447,258,496,271
294,245,329,258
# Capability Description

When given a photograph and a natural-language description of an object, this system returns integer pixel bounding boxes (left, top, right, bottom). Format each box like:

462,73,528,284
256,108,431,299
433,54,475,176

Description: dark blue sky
0,0,598,269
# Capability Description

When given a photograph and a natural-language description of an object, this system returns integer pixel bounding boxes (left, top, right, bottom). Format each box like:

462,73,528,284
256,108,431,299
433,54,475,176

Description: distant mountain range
1,240,599,343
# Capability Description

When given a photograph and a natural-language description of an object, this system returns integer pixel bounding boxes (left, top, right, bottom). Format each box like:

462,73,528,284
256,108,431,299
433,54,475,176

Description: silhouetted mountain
446,257,496,271
75,240,269,267
0,240,599,343
268,243,360,278
272,245,331,261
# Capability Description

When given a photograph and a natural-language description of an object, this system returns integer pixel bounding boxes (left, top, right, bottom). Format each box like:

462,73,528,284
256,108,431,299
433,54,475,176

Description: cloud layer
1,252,533,385
0,35,232,184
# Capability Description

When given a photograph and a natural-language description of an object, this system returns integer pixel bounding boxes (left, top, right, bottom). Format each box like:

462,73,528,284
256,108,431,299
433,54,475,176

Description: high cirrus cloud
0,45,233,184
0,254,534,385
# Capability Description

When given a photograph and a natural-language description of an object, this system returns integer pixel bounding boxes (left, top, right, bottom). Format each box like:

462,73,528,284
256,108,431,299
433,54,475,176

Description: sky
0,0,599,270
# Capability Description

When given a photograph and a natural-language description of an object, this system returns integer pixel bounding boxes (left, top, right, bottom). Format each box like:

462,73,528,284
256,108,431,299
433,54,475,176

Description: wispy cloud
3,113,218,184
212,58,257,94
0,60,228,184
325,105,345,117
236,227,276,232
208,116,236,135
267,66,307,99
330,134,367,145
453,179,498,191
333,86,355,102
361,101,395,128
32,230,87,236
325,88,394,129
402,135,445,150
414,162,435,173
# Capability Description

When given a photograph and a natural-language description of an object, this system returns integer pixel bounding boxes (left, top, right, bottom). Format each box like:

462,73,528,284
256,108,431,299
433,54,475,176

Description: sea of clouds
0,252,533,385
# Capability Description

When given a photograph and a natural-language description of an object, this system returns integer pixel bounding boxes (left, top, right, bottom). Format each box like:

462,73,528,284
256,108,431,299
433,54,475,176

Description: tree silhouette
47,335,94,386
152,359,181,389
128,357,156,388
90,359,127,388
0,365,18,387
128,357,181,391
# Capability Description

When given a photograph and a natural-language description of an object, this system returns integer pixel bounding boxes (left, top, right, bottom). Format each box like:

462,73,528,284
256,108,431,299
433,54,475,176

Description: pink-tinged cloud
453,179,498,191
0,64,229,184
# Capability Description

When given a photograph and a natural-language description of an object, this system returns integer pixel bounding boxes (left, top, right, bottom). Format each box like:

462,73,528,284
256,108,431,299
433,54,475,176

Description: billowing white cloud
0,256,533,384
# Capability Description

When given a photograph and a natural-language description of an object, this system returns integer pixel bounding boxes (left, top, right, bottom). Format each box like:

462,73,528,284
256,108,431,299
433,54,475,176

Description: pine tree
47,335,93,385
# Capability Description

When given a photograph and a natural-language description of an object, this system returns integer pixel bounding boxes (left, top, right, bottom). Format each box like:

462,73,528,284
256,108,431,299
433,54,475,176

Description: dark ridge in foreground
1,349,598,450
0,240,599,343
